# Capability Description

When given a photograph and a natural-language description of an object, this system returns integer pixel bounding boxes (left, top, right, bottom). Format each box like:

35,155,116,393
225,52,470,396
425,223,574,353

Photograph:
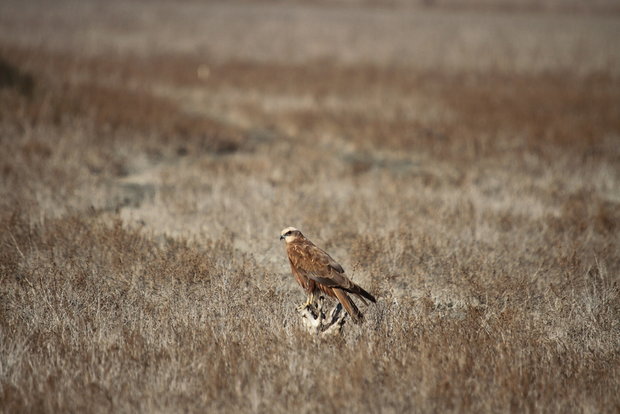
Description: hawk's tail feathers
350,284,376,305
333,288,364,324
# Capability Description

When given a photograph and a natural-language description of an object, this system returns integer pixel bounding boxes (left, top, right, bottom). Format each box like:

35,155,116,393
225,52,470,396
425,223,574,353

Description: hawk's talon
296,291,317,311
296,302,310,311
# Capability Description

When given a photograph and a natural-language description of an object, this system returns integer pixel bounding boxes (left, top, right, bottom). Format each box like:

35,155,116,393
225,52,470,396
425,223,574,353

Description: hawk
280,227,376,323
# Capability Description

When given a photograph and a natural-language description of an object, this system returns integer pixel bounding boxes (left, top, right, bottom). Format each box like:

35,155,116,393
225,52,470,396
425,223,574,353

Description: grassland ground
1,1,619,412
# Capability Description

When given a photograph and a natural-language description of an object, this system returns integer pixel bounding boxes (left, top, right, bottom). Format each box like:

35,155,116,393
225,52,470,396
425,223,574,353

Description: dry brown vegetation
1,1,619,413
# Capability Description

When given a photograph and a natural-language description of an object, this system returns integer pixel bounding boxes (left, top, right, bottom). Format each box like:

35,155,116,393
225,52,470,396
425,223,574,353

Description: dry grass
1,1,619,413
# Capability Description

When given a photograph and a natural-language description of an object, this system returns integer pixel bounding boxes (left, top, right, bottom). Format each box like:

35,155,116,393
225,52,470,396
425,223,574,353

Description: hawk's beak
280,235,285,240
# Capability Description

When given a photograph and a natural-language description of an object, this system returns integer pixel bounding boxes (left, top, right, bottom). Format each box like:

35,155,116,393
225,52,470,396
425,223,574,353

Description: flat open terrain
1,0,619,412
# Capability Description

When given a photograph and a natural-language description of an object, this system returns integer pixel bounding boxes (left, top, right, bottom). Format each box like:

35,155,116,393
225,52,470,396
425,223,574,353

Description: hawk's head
280,227,302,243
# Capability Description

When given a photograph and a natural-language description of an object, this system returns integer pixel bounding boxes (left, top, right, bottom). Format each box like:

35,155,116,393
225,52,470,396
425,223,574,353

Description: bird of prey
280,227,376,323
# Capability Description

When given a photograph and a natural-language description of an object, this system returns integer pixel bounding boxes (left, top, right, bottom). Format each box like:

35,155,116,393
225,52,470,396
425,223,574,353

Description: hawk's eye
285,231,292,236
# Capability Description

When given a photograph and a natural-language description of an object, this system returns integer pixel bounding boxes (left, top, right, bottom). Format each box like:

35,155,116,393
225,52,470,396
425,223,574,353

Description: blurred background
2,0,619,244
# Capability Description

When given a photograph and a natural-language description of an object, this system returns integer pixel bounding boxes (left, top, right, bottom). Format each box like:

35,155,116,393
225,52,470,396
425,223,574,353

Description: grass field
1,1,619,412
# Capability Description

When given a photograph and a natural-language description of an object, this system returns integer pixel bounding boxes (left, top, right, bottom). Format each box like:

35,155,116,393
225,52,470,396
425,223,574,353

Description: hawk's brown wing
287,240,354,290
